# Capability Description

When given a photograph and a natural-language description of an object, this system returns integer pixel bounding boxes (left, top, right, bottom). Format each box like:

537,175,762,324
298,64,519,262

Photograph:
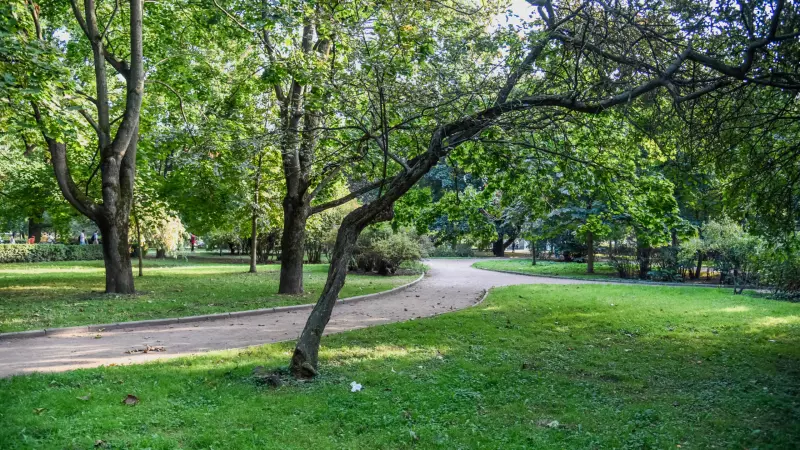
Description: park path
0,259,591,377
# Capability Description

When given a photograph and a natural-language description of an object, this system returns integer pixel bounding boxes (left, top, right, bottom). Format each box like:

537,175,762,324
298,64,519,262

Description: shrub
759,240,800,300
372,233,423,274
429,243,475,257
0,244,104,263
703,218,763,293
351,227,425,275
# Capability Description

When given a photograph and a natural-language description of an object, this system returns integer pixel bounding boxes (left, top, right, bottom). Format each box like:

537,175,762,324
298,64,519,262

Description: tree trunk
492,234,505,257
694,252,704,279
290,206,393,378
637,243,651,280
586,231,595,274
278,196,309,294
97,218,134,294
531,240,537,265
250,153,262,274
134,202,143,277
28,214,45,243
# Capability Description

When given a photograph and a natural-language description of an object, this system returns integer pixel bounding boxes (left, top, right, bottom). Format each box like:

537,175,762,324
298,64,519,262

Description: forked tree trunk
279,198,309,294
586,231,594,274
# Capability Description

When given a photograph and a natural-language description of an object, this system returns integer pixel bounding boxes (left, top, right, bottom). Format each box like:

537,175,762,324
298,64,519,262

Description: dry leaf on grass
122,394,139,406
77,394,91,401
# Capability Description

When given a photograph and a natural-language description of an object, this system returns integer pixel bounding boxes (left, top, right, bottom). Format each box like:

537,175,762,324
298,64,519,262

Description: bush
0,244,104,263
352,227,425,275
760,241,800,300
429,243,475,257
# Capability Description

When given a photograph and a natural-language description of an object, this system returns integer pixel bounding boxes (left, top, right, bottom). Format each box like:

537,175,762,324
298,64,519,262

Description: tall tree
289,0,800,377
4,0,145,292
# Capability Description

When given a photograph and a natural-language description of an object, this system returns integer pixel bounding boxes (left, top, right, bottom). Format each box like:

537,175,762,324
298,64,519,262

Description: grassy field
474,259,617,279
2,284,798,448
0,260,417,333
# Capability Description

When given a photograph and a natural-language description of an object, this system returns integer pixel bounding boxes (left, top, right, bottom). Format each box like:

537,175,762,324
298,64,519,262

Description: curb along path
0,259,589,377
0,273,427,341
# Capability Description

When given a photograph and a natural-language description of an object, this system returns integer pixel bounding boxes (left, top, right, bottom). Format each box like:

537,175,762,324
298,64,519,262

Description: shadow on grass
2,284,799,448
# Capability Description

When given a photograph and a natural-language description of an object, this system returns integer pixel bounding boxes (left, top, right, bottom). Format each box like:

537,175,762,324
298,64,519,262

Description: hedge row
0,244,104,263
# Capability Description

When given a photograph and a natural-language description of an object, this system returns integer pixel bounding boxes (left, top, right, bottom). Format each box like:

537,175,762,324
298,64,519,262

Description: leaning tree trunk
278,197,310,294
290,223,358,378
586,231,595,274
290,207,394,378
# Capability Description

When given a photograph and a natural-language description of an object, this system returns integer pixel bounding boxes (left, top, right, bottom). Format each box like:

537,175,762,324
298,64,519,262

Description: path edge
0,272,426,341
471,265,737,289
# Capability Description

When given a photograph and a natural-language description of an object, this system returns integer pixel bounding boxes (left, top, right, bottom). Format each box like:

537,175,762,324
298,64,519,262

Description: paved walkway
0,259,590,377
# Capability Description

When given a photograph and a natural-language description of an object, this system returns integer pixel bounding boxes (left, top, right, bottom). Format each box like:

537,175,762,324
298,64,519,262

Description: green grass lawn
474,258,617,279
0,260,417,333
2,284,798,448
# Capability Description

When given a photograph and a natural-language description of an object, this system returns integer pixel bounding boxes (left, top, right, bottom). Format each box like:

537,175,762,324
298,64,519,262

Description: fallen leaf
33,407,46,415
94,440,106,448
77,394,91,401
122,394,139,406
94,334,102,339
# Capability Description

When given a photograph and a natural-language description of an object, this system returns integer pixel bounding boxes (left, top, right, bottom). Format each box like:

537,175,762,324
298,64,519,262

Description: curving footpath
0,259,591,377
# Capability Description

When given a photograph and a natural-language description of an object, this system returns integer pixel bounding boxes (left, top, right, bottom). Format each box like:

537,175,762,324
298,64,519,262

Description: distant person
9,235,14,244
91,231,98,244
190,234,196,252
79,230,86,245
27,236,35,244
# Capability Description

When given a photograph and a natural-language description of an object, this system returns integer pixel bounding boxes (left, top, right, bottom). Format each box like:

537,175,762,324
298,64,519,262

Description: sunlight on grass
1,284,797,449
752,315,800,328
720,305,751,313
0,260,418,332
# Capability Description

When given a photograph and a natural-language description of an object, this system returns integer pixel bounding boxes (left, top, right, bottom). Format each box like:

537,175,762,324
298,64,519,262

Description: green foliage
429,243,475,258
754,238,800,300
0,244,102,263
703,218,763,290
353,227,426,275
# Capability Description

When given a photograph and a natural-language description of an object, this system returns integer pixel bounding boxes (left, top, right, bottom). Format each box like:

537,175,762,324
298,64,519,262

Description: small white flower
350,381,362,392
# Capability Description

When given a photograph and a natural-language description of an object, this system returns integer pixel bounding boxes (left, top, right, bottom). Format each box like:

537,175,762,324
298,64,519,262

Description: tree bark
278,197,309,293
531,240,537,265
27,215,44,243
250,154,262,274
97,216,134,294
586,231,595,274
290,206,393,378
694,252,704,279
134,201,143,277
492,235,505,257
